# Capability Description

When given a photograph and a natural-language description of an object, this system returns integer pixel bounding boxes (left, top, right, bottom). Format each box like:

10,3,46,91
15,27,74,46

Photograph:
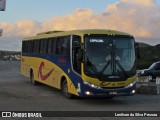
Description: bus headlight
125,81,136,88
83,81,101,89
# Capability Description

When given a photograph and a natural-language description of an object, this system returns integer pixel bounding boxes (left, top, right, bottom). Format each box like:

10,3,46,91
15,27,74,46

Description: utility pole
0,0,6,11
0,29,3,36
0,0,6,37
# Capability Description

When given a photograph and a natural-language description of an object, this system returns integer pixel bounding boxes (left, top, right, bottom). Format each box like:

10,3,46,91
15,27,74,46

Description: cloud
0,20,41,37
103,0,160,39
121,0,156,7
0,0,160,50
42,0,160,40
41,8,95,31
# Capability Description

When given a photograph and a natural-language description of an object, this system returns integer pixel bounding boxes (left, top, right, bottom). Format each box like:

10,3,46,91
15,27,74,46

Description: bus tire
61,80,74,99
30,71,38,85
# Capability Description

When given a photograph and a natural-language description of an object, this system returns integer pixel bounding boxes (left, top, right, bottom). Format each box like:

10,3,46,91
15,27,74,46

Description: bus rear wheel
61,80,74,99
30,71,38,85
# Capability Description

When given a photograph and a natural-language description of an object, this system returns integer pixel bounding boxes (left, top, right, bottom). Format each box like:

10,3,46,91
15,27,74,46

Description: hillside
138,42,152,48
137,42,160,69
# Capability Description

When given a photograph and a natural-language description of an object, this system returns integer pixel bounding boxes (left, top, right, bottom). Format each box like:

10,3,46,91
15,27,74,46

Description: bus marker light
109,92,117,95
68,69,70,74
85,91,92,95
77,83,81,93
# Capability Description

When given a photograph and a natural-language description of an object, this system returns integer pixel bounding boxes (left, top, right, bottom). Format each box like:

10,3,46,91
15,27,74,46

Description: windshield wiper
115,60,128,77
86,57,111,80
96,60,111,80
112,44,128,78
86,58,98,74
98,60,111,74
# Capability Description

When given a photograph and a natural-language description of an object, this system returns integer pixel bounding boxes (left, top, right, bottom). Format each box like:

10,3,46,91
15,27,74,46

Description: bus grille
101,86,125,89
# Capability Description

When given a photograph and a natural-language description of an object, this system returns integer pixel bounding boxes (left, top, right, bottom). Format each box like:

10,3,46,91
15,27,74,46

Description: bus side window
33,40,36,53
27,41,30,53
31,41,34,53
28,40,33,53
36,40,40,54
22,41,26,53
72,35,81,74
56,37,63,55
43,39,48,54
48,38,56,54
40,39,44,54
48,38,52,54
25,41,28,53
32,40,39,54
63,36,70,56
56,36,70,56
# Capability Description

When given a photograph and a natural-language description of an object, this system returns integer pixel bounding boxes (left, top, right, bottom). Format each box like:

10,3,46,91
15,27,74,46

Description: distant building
0,0,6,11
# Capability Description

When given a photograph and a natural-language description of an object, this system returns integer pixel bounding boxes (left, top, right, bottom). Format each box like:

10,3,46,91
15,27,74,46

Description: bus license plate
109,92,117,95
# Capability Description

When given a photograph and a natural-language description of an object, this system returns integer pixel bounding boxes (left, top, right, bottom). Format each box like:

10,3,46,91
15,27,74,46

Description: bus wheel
61,80,74,99
30,72,38,85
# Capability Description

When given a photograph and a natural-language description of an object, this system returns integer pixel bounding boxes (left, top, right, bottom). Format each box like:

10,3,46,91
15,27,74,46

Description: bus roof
23,29,132,41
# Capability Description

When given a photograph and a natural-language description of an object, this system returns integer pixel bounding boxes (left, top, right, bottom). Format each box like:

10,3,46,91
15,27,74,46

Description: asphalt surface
0,61,160,120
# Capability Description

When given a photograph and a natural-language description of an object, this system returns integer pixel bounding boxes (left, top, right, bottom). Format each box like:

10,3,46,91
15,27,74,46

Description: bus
21,29,139,99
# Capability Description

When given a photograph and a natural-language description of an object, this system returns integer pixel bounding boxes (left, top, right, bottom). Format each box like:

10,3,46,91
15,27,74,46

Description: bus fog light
132,90,136,94
85,91,92,95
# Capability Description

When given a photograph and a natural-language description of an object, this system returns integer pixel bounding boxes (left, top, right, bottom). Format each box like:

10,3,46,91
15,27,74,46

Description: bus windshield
84,35,136,81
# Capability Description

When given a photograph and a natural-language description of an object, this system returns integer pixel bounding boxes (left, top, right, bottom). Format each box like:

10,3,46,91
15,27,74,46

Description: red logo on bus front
58,58,66,64
100,82,111,87
38,62,54,80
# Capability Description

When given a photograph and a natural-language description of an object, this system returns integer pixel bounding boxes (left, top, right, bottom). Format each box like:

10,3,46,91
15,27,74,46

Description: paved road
0,61,160,119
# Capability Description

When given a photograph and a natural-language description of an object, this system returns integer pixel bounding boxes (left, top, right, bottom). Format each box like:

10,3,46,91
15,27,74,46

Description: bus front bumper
78,81,136,97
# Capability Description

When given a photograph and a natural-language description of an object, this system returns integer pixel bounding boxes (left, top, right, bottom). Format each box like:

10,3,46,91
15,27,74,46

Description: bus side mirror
135,43,140,58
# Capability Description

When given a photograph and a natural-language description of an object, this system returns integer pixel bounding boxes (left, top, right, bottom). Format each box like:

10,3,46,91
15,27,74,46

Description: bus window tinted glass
56,36,70,56
40,40,44,54
48,38,56,54
43,39,48,54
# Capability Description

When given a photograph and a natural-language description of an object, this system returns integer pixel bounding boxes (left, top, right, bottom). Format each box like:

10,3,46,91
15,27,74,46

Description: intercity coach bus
21,29,139,98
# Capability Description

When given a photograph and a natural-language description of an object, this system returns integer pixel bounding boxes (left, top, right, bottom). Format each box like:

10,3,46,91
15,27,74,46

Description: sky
0,0,160,51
